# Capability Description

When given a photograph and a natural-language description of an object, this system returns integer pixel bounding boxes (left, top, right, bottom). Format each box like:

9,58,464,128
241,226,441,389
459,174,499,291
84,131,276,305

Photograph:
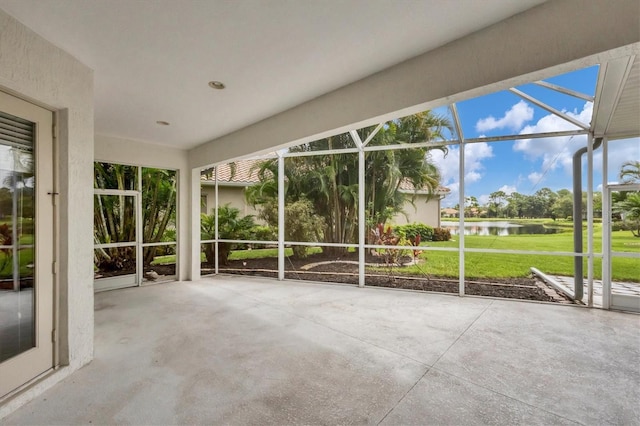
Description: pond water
440,221,562,236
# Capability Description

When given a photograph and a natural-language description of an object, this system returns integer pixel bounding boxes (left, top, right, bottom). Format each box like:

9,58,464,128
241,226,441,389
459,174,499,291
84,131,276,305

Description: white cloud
513,102,593,176
528,172,543,185
475,100,534,133
498,185,517,195
477,185,517,207
513,105,639,190
598,137,640,183
465,171,482,183
478,194,490,205
430,142,494,206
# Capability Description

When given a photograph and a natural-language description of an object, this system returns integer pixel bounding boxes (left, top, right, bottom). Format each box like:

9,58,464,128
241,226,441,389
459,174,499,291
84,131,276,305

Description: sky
426,65,640,208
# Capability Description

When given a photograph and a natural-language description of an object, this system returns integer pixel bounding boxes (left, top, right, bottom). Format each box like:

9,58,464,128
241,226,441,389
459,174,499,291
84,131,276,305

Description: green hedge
394,223,433,241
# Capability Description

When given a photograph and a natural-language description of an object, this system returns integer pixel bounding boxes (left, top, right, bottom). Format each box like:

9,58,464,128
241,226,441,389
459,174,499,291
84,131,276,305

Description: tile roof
202,159,268,184
203,159,449,194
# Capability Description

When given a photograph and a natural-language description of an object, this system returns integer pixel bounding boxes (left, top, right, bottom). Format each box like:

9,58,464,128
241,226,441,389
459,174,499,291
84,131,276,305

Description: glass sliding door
0,91,54,397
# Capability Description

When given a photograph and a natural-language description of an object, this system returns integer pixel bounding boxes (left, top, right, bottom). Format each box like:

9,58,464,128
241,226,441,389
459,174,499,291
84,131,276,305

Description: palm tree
94,163,177,271
619,161,640,184
201,204,256,264
141,168,177,264
246,111,452,255
613,192,640,237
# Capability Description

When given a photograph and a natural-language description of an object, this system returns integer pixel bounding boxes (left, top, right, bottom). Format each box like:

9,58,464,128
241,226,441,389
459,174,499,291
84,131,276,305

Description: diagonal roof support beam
532,80,594,102
349,129,363,149
361,123,384,147
509,87,590,130
450,103,465,143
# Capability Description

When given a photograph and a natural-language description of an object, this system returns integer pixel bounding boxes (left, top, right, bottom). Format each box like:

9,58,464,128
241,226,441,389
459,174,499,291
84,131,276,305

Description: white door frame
602,183,640,311
0,91,55,398
93,189,141,292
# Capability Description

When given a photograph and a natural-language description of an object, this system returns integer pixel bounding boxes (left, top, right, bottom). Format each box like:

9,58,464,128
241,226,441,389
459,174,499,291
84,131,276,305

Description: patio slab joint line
431,300,495,368
376,367,431,426
376,299,496,425
428,366,585,425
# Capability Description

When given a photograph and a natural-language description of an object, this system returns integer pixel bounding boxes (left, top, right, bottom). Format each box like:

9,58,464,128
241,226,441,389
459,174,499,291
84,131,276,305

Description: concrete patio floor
4,276,640,425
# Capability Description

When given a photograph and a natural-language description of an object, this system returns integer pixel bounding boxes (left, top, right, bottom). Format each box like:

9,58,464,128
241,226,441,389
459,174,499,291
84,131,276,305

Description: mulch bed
202,252,573,303
95,264,176,280
0,278,33,290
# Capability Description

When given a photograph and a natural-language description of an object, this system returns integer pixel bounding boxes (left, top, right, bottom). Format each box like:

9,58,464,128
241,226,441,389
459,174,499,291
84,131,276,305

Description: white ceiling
0,0,546,149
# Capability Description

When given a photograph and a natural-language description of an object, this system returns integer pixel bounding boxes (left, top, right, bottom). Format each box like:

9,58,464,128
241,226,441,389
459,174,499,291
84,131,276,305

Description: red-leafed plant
371,223,412,280
0,223,13,274
409,233,421,260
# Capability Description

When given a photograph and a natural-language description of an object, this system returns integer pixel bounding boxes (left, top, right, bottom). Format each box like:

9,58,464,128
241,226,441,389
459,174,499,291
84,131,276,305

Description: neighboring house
393,179,449,228
201,160,265,220
441,208,459,218
202,160,448,228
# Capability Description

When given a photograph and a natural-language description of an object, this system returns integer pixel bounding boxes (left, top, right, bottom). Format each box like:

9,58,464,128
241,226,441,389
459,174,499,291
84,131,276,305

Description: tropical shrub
201,204,257,265
284,199,325,258
613,192,640,237
253,225,277,242
394,223,434,241
432,227,451,241
256,198,324,258
371,223,412,269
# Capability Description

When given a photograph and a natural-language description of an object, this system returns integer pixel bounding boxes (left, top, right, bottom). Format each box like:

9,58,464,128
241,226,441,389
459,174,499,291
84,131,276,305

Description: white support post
278,152,285,281
602,138,611,309
350,130,366,288
451,104,465,296
214,167,219,275
136,166,143,286
189,167,201,281
587,135,594,307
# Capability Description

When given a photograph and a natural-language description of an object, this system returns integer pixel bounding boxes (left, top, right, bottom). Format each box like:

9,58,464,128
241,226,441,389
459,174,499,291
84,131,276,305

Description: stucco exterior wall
392,195,441,228
201,185,261,220
0,8,94,416
203,185,440,229
94,135,191,281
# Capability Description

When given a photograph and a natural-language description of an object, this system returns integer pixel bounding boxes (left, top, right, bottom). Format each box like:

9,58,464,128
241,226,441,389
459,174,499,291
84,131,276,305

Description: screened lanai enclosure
4,0,640,418
200,62,640,311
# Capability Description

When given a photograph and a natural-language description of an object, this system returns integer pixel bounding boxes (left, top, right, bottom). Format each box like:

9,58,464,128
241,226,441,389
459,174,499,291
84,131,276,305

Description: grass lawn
0,249,35,278
161,226,639,282
405,250,639,282
229,247,323,260
409,226,639,281
153,247,324,265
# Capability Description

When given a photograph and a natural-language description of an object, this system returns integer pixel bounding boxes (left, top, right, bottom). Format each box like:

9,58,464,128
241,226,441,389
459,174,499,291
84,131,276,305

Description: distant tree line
451,161,639,224
451,188,602,220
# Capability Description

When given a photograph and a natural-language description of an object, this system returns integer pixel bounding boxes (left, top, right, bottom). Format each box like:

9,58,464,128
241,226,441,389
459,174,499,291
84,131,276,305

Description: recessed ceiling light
156,120,170,126
208,81,226,90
